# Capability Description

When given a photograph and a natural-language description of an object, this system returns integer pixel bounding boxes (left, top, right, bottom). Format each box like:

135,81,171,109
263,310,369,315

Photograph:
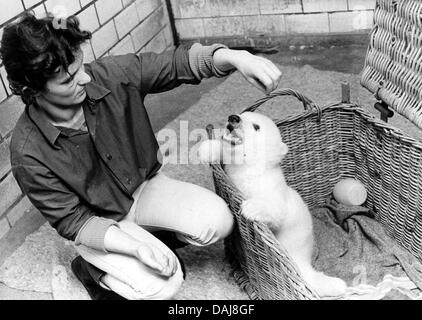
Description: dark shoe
71,256,126,300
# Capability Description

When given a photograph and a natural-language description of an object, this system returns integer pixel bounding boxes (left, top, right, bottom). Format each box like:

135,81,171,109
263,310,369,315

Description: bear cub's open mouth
222,114,244,146
222,129,243,146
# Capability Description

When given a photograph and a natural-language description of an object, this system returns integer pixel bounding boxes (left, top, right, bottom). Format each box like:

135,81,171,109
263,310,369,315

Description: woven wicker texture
209,88,422,300
207,0,422,300
361,0,422,129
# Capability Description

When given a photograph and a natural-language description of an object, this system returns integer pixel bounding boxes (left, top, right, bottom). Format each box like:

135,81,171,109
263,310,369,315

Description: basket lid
361,0,422,129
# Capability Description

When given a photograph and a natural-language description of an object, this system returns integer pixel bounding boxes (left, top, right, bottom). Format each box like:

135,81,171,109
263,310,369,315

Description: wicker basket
206,0,422,300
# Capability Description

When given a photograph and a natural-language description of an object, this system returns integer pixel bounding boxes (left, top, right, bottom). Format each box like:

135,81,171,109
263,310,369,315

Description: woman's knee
212,199,234,239
202,197,234,243
179,198,234,246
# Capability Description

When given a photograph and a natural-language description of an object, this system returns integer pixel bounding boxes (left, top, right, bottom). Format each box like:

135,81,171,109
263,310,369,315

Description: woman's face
39,50,92,107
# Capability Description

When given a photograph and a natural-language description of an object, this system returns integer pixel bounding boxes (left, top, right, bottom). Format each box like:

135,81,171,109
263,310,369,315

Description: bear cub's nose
228,115,241,123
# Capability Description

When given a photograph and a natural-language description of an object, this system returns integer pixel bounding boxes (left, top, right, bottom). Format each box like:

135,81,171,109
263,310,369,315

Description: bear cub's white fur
198,112,347,298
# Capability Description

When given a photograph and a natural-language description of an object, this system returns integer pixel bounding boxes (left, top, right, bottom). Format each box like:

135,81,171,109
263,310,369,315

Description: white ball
333,178,368,206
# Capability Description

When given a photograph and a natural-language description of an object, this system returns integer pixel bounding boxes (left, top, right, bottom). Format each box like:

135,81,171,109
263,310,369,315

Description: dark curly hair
0,12,92,105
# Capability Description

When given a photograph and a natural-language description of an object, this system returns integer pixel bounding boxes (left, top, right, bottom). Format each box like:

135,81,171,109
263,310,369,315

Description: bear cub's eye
253,123,260,131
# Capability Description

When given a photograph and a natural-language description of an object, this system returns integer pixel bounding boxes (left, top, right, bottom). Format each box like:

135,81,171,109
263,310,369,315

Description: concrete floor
0,39,371,299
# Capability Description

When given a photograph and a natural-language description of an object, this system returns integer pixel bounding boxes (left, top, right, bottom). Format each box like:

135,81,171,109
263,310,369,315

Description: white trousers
76,172,234,300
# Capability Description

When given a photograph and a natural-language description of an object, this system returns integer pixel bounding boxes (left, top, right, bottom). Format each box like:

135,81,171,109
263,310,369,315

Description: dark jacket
10,45,218,249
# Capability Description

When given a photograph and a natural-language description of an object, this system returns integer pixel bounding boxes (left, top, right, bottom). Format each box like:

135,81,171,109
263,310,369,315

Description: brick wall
0,0,376,240
171,0,376,45
0,0,175,240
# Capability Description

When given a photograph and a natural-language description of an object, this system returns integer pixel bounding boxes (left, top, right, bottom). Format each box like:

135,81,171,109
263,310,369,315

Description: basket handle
205,88,319,139
242,88,318,113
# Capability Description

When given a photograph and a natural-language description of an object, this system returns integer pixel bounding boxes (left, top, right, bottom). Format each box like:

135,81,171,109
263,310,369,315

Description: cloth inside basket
312,198,422,300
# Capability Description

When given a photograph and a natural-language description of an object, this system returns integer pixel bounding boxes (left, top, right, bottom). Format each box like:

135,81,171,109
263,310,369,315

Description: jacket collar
28,103,61,149
85,81,111,101
28,82,111,148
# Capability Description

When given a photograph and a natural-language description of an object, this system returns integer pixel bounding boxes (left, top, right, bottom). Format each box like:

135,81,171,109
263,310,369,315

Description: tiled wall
0,0,174,240
171,0,376,43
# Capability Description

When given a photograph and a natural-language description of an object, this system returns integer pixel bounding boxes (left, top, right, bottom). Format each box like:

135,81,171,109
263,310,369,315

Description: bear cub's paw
307,272,348,298
241,199,276,226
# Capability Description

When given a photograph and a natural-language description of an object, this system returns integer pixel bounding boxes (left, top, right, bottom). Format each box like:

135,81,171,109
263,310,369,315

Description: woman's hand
213,48,282,94
103,224,178,278
134,242,178,277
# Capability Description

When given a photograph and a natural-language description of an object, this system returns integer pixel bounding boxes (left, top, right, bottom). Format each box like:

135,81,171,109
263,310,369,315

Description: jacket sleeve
107,43,232,96
11,159,118,251
188,43,233,79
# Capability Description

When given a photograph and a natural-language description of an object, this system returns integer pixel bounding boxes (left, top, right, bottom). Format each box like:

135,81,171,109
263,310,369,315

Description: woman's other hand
213,48,282,94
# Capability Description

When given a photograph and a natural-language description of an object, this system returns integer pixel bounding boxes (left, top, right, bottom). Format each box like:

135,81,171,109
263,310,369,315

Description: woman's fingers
153,249,177,277
262,57,282,79
247,76,266,92
138,246,165,274
247,68,277,94
259,58,282,90
237,52,282,93
171,253,178,275
166,253,179,277
136,243,178,277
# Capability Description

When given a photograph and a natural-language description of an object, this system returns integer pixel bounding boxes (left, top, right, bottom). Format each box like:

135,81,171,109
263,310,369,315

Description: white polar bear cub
198,112,347,298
